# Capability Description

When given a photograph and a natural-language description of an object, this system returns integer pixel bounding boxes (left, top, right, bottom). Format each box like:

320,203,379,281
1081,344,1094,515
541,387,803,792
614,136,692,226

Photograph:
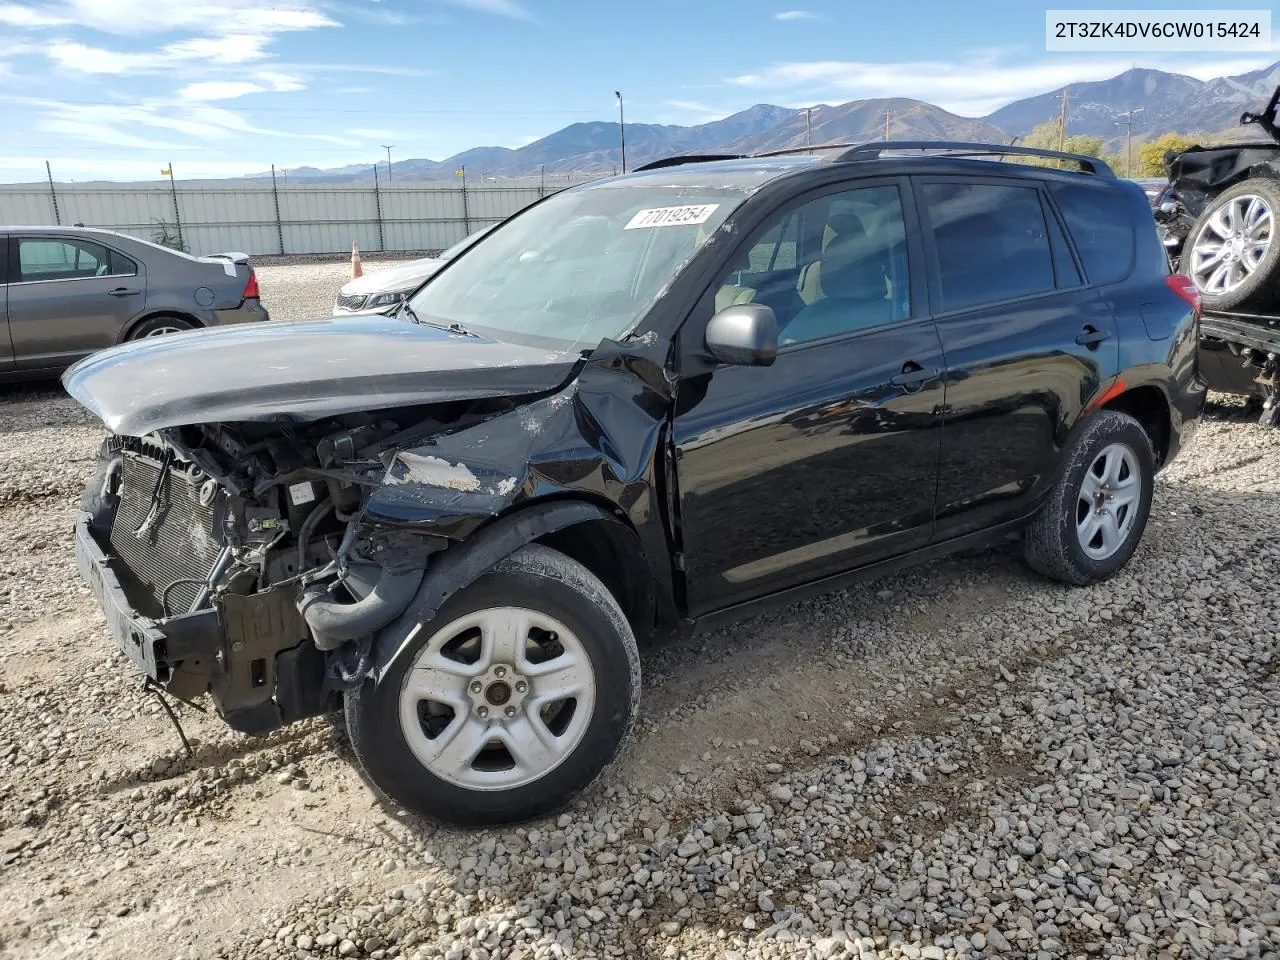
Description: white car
332,224,497,315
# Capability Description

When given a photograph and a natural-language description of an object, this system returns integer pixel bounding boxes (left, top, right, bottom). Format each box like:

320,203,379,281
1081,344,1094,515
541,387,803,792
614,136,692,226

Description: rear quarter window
1049,182,1136,284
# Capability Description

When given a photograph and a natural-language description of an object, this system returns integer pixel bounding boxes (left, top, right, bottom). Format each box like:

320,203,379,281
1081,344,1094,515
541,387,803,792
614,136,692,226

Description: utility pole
802,107,813,148
160,161,184,250
45,160,60,225
1056,88,1070,152
614,91,626,174
1116,108,1144,178
1055,88,1071,169
382,145,394,181
882,110,891,141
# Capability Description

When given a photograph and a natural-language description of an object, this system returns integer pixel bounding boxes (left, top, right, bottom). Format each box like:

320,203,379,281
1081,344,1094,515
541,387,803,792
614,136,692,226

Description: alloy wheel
1190,193,1274,295
1076,442,1141,561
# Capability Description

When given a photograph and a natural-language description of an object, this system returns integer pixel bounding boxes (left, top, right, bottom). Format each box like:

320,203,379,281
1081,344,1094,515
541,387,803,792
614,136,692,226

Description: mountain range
260,61,1280,183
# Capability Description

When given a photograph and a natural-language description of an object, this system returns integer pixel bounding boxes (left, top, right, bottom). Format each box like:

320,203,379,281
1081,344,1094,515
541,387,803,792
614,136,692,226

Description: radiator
109,452,223,619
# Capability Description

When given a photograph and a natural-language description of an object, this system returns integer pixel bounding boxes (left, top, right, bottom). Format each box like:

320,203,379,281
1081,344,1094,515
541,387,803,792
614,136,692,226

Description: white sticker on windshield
624,204,720,230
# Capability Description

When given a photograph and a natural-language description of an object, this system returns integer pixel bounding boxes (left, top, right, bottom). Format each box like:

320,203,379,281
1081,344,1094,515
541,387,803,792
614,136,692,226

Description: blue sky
0,0,1277,182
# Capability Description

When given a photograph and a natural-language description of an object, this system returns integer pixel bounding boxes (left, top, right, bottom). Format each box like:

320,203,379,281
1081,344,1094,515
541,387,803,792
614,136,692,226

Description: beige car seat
799,211,868,304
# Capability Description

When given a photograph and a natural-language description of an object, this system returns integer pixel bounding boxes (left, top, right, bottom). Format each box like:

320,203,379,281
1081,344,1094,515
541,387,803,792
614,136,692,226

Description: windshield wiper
397,301,480,338
398,300,423,325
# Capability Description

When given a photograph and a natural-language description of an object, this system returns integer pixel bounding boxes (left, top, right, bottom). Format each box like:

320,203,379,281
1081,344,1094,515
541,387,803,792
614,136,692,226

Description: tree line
1016,121,1212,178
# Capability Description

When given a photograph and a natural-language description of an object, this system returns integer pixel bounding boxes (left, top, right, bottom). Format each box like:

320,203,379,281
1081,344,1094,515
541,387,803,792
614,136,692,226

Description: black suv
67,142,1206,826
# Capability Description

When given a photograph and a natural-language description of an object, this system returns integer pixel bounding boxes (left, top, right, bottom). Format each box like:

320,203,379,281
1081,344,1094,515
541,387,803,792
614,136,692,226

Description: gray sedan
1,226,268,381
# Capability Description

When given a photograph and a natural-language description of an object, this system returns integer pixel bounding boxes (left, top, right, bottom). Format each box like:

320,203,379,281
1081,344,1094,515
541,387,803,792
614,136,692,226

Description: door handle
889,362,941,389
1075,325,1111,348
108,287,141,298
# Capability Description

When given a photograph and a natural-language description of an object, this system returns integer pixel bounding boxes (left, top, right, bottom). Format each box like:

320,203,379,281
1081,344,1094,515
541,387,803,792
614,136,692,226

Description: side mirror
705,303,778,366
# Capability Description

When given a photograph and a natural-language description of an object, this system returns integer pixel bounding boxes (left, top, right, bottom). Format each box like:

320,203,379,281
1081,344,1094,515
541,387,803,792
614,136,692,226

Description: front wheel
345,544,640,826
1023,411,1156,586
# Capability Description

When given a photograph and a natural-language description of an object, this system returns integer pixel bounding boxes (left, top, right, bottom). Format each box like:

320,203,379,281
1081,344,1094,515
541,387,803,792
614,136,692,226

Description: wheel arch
368,498,654,685
1101,383,1172,467
119,310,203,343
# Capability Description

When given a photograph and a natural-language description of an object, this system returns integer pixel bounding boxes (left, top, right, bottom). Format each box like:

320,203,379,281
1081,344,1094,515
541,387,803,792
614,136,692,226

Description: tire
345,543,640,826
128,315,196,339
1181,179,1280,312
1023,411,1156,586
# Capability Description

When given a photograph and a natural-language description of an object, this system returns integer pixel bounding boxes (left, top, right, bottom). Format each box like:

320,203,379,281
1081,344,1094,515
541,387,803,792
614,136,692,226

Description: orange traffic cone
351,241,364,279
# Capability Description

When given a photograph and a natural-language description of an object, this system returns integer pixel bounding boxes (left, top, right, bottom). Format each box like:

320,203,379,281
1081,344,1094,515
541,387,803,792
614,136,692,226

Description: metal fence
0,175,598,257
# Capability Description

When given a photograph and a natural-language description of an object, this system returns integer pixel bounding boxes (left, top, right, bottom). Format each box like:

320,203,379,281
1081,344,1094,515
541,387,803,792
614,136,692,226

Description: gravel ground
0,266,1277,960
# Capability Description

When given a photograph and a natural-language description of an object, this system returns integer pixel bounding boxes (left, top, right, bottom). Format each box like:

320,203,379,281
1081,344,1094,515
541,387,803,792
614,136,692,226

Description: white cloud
12,96,358,148
289,62,435,77
434,0,531,20
180,82,267,101
48,35,274,74
727,52,1280,116
773,10,821,21
666,99,716,113
663,99,724,124
37,116,194,151
256,71,308,92
0,0,337,35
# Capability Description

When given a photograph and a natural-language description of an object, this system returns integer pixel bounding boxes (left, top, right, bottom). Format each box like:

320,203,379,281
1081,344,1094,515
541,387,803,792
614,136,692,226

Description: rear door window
1048,182,1135,284
17,238,122,282
920,181,1056,312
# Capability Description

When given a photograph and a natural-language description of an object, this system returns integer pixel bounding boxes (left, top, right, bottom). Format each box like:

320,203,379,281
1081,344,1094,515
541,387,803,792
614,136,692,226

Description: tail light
243,268,260,300
1166,274,1201,317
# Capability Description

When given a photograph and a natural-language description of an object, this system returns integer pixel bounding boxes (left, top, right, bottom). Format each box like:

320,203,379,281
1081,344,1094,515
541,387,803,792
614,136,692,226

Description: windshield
407,181,749,349
439,223,496,260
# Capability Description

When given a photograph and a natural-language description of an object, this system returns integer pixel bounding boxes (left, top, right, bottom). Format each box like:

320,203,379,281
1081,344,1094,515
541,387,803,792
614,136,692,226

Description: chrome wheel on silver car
127,315,196,339
398,606,595,791
1189,193,1273,296
1075,442,1141,561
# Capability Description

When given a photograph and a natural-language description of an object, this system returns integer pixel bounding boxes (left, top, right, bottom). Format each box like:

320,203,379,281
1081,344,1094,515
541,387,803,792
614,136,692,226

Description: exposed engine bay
80,398,517,733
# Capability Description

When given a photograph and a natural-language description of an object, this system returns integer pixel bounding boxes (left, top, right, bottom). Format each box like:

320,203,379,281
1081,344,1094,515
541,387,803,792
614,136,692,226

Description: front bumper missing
75,512,220,690
76,513,334,733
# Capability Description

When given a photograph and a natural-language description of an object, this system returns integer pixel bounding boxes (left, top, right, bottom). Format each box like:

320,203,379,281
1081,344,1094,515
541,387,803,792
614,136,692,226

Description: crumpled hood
341,257,445,297
62,315,578,437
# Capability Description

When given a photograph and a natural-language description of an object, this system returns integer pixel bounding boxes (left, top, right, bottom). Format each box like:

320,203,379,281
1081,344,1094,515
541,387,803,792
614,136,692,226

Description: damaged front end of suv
65,168,761,825
67,315,674,736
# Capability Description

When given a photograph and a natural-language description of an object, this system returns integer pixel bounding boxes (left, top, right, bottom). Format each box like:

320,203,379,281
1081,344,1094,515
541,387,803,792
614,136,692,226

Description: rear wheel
1182,179,1280,312
128,315,196,339
345,544,640,826
1023,411,1156,586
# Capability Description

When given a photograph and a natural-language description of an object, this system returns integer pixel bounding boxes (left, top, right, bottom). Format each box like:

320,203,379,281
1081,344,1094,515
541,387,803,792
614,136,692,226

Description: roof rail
828,140,1116,177
632,154,746,171
751,143,866,159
